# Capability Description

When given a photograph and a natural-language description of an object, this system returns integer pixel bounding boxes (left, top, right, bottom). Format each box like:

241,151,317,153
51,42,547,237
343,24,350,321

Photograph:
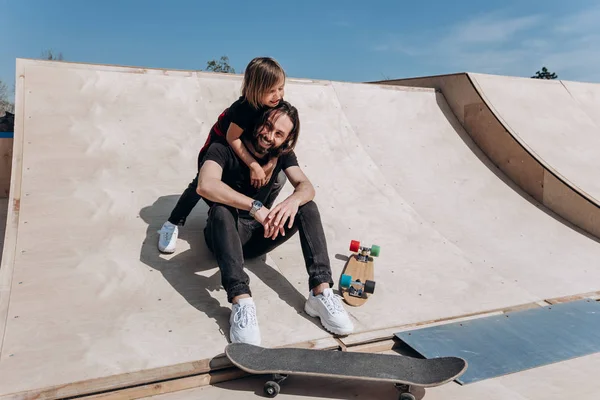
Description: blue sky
1,0,600,100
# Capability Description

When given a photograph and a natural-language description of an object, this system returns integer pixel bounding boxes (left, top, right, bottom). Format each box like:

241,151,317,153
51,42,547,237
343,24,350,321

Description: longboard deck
225,343,467,387
340,254,375,306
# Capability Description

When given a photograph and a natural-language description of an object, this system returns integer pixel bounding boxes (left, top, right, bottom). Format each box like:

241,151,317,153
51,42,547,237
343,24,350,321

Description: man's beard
251,132,279,157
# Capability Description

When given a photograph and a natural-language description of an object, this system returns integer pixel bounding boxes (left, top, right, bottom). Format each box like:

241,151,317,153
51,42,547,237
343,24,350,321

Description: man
196,101,354,345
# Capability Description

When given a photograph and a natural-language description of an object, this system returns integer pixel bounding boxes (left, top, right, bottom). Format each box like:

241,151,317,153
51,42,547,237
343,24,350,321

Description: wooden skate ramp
1,59,600,398
377,73,600,239
469,73,600,206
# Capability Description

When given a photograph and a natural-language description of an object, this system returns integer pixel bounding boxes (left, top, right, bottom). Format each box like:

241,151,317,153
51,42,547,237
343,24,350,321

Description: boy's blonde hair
242,57,286,109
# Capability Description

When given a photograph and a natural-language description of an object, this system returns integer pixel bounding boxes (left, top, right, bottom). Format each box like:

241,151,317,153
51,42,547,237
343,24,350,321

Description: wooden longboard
339,240,379,306
340,255,375,306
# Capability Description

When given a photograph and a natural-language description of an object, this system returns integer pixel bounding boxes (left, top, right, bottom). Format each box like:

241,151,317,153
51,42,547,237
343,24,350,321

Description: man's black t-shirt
203,142,299,217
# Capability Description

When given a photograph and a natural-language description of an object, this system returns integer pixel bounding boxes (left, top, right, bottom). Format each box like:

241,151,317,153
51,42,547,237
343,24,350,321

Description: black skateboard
225,343,467,399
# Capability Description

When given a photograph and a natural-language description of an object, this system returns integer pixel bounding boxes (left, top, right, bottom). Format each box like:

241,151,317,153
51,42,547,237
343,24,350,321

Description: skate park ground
0,59,599,399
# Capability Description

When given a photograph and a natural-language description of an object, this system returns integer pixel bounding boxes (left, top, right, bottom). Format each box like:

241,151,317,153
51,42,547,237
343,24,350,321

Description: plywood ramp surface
1,59,600,397
378,73,600,239
468,73,600,206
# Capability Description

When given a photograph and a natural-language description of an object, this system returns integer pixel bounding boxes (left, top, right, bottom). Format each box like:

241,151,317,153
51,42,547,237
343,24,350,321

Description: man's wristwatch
249,200,263,219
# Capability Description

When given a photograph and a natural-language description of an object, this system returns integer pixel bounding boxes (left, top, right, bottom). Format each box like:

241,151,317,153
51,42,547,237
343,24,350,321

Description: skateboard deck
339,240,379,306
225,343,467,399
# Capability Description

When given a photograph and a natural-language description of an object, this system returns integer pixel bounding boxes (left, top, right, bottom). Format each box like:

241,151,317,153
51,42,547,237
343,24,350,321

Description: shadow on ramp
212,373,427,400
138,195,323,339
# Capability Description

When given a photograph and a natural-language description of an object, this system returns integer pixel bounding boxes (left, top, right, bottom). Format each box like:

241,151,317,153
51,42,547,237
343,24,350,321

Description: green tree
0,80,14,115
532,66,558,79
205,56,235,73
41,49,64,61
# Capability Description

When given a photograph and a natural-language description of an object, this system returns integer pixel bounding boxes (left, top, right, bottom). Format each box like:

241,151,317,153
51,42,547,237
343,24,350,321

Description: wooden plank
347,339,396,354
80,368,247,400
546,291,600,305
276,337,339,351
1,357,219,400
0,336,338,400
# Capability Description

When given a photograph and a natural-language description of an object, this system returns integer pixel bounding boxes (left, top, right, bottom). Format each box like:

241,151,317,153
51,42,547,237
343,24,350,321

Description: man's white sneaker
157,221,178,253
230,297,261,345
305,288,354,335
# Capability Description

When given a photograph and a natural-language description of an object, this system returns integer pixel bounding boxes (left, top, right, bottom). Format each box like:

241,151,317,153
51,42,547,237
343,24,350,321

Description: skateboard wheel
399,393,416,400
370,244,381,257
264,381,280,397
350,240,360,252
340,274,352,288
364,280,376,294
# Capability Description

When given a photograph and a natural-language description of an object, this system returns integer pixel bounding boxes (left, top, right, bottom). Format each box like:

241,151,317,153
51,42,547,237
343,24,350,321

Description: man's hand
250,164,267,188
253,206,278,239
264,197,301,239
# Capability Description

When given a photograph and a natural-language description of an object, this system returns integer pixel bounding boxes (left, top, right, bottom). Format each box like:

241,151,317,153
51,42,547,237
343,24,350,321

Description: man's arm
196,160,255,212
282,165,315,206
264,165,316,239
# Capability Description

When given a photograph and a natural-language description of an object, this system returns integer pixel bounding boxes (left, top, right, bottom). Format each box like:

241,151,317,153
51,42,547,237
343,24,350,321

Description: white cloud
554,5,600,34
372,6,600,82
448,13,542,45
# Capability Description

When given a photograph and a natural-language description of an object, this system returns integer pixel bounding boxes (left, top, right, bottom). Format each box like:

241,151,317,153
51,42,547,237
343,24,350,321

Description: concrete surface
1,59,599,398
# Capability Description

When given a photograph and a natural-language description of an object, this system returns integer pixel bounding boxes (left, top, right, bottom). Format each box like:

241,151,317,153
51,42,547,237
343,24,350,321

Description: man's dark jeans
204,201,334,303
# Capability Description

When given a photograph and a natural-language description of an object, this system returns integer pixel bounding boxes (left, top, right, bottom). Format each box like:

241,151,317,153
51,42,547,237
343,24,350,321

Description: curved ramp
469,73,600,206
379,73,600,239
1,60,600,398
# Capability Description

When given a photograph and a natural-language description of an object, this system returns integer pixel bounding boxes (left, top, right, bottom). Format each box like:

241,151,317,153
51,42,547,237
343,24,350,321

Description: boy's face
253,111,293,155
261,79,285,108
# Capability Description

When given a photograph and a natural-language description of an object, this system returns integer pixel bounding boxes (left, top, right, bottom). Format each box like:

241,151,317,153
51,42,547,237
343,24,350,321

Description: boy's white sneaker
305,288,354,335
230,297,261,345
157,221,178,253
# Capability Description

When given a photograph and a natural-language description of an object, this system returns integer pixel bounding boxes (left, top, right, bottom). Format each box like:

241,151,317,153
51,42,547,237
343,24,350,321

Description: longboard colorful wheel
340,274,352,288
370,244,380,257
350,240,360,252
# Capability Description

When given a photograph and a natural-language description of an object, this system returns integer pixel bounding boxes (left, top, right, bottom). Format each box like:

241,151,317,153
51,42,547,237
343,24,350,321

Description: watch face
250,200,262,217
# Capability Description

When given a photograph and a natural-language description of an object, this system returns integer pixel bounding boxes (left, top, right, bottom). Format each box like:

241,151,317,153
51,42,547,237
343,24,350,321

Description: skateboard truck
341,277,375,298
340,240,379,298
350,239,380,262
395,384,416,400
266,376,415,399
